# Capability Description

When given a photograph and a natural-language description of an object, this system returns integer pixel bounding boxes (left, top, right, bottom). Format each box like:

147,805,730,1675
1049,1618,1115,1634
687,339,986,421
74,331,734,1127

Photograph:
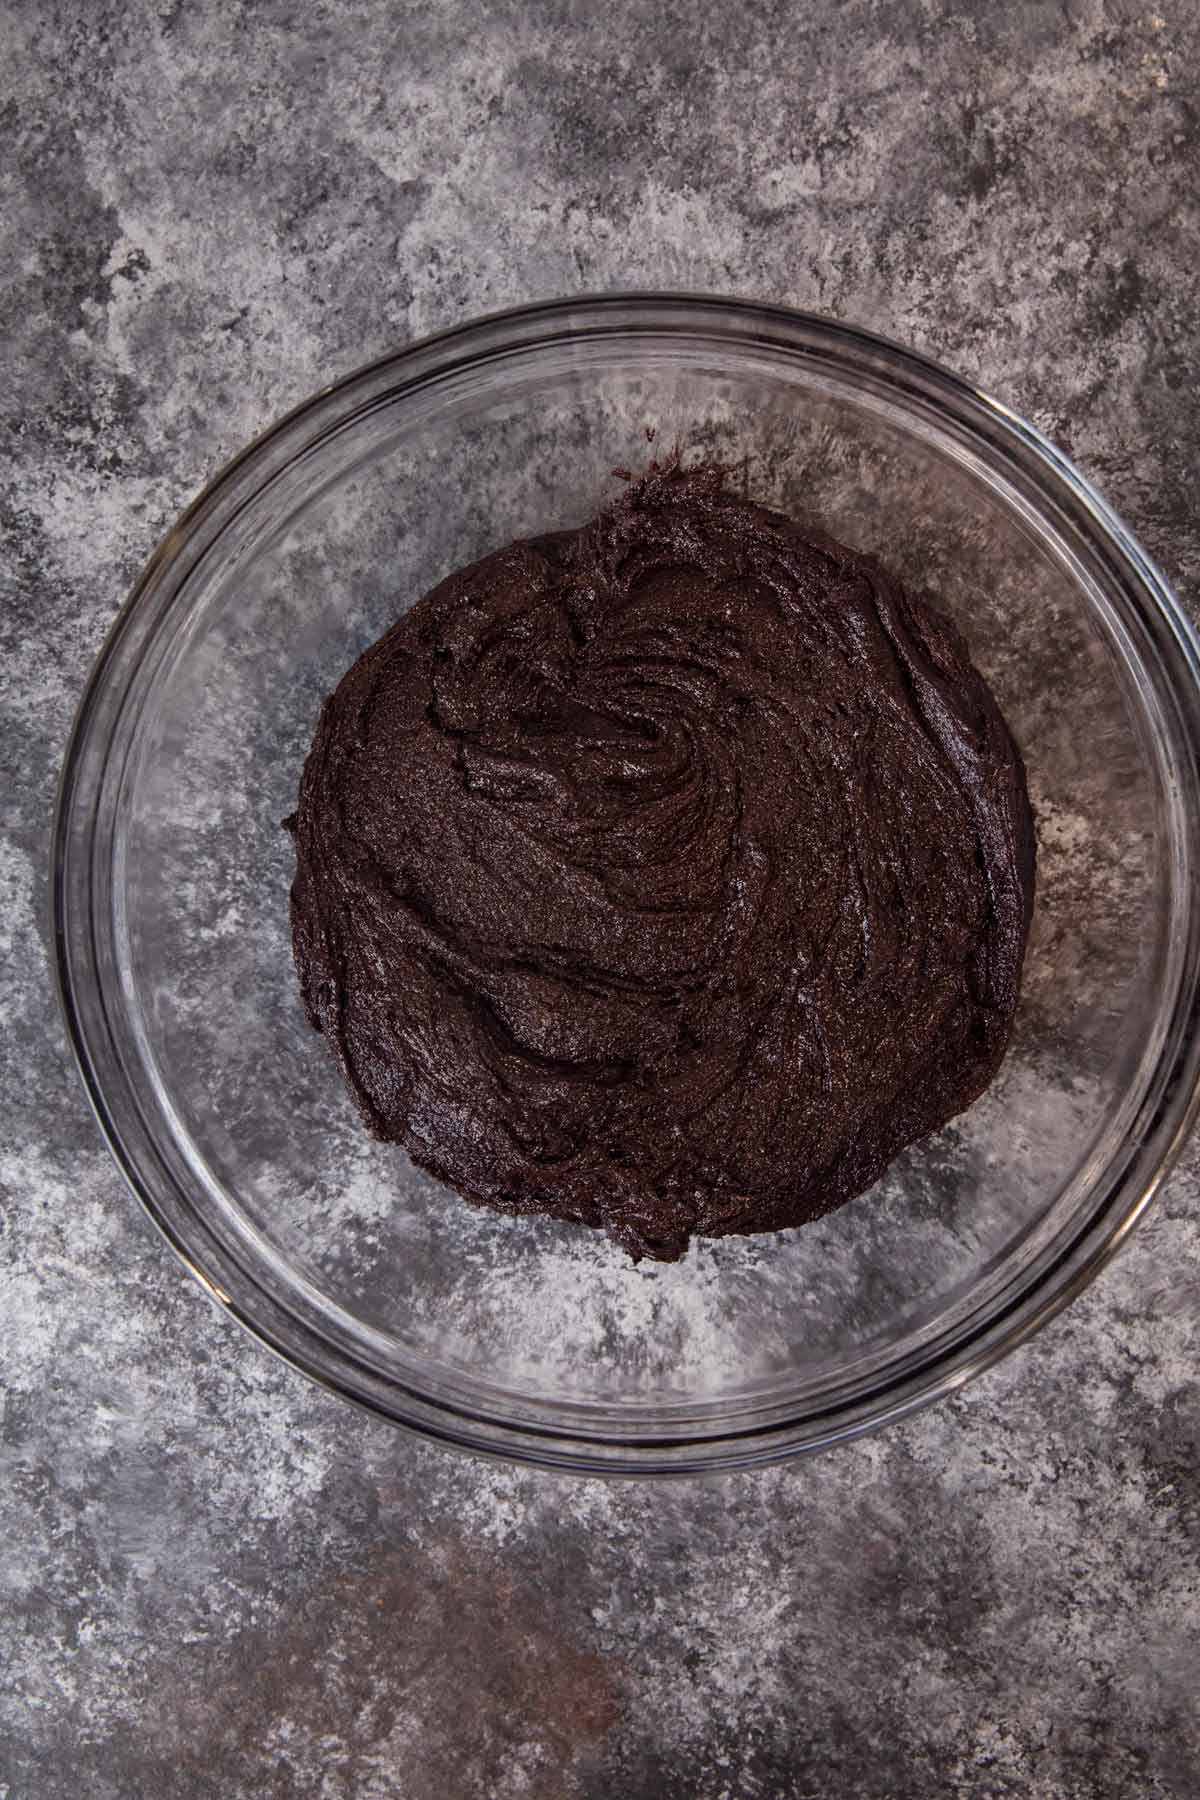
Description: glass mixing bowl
53,296,1200,1473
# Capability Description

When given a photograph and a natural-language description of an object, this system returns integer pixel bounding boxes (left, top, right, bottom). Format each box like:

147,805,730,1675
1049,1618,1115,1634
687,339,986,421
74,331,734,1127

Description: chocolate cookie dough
289,463,1035,1261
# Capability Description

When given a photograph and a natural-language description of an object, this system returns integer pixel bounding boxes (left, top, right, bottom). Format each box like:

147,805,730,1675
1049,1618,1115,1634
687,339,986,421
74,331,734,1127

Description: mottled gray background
3,1,1198,1796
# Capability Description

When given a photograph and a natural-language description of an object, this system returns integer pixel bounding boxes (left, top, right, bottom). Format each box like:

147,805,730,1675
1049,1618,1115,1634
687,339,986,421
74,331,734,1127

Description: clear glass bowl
53,296,1200,1473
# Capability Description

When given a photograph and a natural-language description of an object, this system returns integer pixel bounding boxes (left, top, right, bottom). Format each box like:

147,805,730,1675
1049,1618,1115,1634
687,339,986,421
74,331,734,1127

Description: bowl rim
51,290,1200,1474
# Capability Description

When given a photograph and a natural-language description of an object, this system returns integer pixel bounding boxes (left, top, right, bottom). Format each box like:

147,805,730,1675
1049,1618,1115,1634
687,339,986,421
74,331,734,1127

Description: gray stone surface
2,0,1198,1795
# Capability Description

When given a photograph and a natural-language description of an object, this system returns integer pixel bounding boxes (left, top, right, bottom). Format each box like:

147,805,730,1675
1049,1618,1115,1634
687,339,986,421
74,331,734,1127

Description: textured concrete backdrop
2,2,1198,1795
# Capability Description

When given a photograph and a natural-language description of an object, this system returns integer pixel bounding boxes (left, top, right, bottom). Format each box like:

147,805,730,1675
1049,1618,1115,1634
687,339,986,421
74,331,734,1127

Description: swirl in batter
289,463,1035,1261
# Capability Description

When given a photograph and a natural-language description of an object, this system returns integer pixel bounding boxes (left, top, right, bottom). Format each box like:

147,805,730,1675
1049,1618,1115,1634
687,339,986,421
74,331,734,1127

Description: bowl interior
109,328,1170,1429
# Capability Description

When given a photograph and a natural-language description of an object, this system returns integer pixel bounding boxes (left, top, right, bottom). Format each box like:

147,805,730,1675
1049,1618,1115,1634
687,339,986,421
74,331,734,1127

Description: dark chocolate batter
289,463,1035,1261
